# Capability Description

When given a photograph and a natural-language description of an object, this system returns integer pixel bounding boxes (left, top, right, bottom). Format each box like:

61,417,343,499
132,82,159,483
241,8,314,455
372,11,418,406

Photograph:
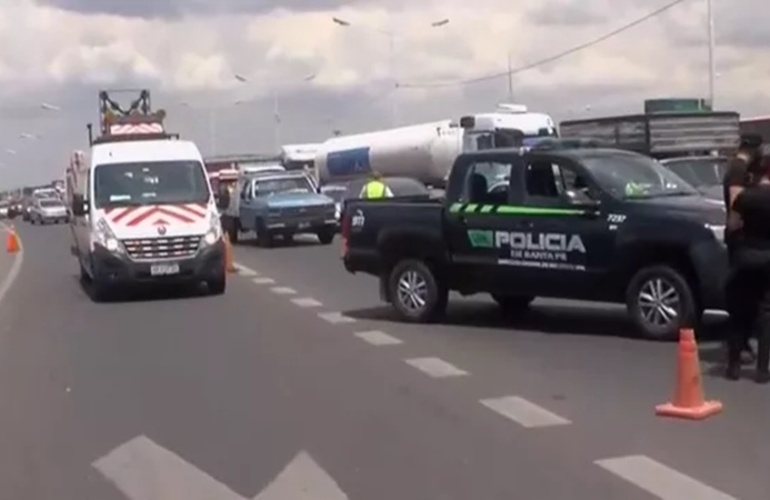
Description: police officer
359,171,394,199
724,134,763,379
728,148,770,382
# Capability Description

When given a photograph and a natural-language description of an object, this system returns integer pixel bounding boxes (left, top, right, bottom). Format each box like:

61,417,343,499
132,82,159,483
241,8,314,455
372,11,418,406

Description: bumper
91,239,225,286
691,240,729,309
266,217,337,234
40,214,69,223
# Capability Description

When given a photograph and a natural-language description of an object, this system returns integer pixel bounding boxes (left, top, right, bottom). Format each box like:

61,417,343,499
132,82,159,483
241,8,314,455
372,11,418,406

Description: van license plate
150,263,180,276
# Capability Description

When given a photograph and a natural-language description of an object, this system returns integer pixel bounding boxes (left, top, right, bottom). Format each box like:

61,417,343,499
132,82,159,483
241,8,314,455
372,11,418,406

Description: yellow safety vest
364,180,386,198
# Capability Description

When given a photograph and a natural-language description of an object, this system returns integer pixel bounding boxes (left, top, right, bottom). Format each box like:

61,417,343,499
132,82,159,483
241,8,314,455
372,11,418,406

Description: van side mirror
71,194,88,216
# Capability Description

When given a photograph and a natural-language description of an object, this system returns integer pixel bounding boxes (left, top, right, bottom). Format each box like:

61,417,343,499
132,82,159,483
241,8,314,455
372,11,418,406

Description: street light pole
706,0,716,108
332,16,449,128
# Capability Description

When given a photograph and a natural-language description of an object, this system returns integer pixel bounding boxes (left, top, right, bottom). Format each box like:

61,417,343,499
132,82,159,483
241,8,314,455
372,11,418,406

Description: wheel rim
396,269,429,313
637,277,681,329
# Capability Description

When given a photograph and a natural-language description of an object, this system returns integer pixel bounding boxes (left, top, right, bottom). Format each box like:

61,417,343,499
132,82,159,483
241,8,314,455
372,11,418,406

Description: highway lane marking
93,435,349,500
0,222,22,308
291,297,323,307
271,286,297,295
404,357,469,378
479,395,571,428
318,312,356,324
355,330,403,346
252,277,276,284
595,455,737,500
233,263,258,276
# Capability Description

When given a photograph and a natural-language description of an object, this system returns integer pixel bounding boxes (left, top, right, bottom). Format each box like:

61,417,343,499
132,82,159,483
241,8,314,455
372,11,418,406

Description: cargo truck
314,104,558,188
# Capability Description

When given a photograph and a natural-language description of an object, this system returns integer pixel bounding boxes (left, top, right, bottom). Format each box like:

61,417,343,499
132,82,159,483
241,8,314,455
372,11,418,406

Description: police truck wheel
317,229,334,245
626,265,697,341
491,294,534,313
388,259,448,323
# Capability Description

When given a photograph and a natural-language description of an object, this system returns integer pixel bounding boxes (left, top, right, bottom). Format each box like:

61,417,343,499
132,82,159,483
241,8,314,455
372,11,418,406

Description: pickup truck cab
221,170,337,247
341,147,728,339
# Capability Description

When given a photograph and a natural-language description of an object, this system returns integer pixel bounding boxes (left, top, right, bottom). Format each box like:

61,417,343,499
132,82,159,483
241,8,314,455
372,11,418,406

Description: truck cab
341,146,728,339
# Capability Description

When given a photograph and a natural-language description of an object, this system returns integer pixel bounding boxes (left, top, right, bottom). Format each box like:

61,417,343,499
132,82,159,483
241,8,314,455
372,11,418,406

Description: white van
70,138,226,300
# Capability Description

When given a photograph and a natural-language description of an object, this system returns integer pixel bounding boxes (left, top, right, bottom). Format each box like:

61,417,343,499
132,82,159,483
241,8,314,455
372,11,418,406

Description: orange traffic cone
655,328,722,420
223,234,237,273
5,227,19,253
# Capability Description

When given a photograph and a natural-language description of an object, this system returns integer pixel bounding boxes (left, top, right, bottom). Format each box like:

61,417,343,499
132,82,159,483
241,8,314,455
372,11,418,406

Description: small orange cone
223,234,237,273
5,227,19,253
655,328,722,420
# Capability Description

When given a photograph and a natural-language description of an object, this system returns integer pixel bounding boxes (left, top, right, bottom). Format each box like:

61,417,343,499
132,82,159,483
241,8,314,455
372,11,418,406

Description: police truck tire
491,294,534,313
388,259,448,323
626,265,697,341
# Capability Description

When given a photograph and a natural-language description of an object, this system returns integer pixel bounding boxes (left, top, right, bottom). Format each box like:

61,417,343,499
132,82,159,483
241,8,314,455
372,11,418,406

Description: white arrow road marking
254,450,348,500
93,435,348,500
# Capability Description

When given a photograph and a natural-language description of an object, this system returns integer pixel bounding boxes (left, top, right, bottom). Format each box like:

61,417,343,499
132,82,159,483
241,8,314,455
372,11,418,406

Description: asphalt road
0,223,766,499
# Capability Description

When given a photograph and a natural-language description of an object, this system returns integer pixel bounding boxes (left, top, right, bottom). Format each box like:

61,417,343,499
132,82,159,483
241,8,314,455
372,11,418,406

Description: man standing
723,134,763,379
359,171,394,199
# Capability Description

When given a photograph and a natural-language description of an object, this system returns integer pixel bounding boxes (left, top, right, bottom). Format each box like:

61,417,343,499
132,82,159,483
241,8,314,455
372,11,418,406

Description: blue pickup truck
221,170,338,247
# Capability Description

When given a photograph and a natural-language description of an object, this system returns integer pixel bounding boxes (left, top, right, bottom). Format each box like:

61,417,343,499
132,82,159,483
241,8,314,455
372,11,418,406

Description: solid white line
0,223,22,307
291,297,323,308
404,357,468,378
252,277,275,284
233,263,258,276
354,330,403,346
271,287,296,295
595,455,737,500
479,396,571,428
317,312,355,324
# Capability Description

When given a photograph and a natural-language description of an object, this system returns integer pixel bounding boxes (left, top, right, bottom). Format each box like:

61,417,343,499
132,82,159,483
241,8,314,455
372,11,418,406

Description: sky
0,0,768,188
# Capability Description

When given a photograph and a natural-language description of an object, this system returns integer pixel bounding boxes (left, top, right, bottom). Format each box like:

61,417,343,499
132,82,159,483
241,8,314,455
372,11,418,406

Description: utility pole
506,51,513,101
706,0,715,108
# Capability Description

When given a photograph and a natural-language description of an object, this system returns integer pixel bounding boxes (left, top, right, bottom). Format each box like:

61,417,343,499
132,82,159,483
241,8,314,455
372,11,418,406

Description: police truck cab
340,142,728,339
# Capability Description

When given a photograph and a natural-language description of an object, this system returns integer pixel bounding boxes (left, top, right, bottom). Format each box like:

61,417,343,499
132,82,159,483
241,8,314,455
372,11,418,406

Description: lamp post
332,16,449,127
706,0,716,108
234,73,316,152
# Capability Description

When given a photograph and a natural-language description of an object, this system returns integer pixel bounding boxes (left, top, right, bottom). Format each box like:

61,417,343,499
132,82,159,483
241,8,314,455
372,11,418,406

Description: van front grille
121,235,201,260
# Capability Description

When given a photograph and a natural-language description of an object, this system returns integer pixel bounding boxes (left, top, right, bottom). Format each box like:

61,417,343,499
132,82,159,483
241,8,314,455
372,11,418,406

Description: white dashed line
595,455,737,500
291,297,323,308
271,286,296,295
317,312,356,324
354,330,403,346
234,263,258,276
479,395,571,428
404,357,468,378
252,277,275,284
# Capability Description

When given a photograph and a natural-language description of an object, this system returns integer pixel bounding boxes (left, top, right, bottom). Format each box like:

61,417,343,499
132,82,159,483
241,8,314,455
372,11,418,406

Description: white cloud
0,0,768,187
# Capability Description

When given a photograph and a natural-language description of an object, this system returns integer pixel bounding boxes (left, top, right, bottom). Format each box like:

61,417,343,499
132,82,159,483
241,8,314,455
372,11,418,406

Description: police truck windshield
582,154,698,199
254,176,313,196
93,160,210,208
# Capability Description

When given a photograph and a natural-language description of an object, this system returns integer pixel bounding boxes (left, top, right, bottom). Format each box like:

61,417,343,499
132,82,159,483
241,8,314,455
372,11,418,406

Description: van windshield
93,160,210,208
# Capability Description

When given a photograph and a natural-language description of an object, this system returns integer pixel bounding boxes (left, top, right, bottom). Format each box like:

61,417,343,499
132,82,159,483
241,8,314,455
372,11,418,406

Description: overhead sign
93,435,349,500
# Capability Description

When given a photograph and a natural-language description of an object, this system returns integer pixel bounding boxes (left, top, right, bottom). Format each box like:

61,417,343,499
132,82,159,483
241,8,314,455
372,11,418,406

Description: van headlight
705,224,725,243
92,217,122,253
200,213,222,247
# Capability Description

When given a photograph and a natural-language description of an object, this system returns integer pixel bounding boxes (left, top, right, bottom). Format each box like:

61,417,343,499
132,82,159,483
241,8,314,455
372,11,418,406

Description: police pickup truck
340,146,728,339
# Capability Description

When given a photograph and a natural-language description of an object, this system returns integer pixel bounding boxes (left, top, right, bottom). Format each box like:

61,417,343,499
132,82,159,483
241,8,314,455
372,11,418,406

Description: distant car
29,197,68,224
659,156,728,203
0,202,8,219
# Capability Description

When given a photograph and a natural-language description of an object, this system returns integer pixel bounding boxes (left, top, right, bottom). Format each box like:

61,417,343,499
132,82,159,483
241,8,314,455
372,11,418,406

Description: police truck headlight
200,213,222,247
92,217,122,253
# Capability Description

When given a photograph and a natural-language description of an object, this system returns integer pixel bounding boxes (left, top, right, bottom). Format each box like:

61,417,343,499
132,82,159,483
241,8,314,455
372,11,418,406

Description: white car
30,197,68,224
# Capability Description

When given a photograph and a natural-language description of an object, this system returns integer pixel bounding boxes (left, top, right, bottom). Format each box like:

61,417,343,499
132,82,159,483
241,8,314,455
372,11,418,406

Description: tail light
340,207,350,258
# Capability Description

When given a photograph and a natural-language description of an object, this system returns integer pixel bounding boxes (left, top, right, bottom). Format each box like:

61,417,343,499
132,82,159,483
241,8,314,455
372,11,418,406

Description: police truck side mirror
71,194,88,216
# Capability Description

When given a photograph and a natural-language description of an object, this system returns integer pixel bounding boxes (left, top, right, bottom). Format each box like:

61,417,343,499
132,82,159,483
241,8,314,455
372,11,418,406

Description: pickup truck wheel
317,229,334,245
389,259,447,323
491,294,534,313
626,265,697,341
255,219,273,248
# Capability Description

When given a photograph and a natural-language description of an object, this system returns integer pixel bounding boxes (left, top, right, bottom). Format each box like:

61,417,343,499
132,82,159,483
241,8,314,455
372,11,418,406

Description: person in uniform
723,134,764,378
359,171,394,199
728,148,770,382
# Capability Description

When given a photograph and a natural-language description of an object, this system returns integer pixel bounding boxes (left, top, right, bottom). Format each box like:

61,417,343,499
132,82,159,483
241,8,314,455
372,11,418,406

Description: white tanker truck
314,104,557,187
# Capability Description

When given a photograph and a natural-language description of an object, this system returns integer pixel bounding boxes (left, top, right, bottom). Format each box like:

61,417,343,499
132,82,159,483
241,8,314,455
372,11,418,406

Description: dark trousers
726,268,770,372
